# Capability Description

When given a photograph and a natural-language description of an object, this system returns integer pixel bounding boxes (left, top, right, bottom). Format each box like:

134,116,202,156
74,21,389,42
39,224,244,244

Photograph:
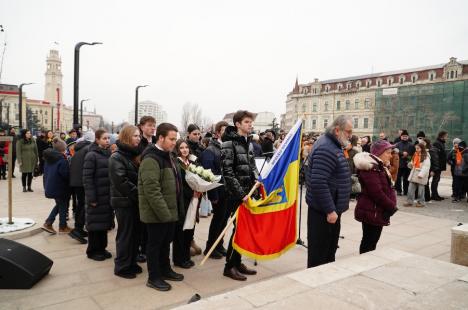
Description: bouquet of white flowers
182,163,223,230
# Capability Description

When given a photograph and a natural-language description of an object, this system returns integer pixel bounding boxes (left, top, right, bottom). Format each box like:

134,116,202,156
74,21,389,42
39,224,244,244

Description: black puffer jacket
221,126,259,202
83,143,112,231
109,142,140,209
69,140,91,187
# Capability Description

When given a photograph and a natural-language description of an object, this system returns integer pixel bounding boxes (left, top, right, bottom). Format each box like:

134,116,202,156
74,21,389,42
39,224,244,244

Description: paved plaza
0,175,467,309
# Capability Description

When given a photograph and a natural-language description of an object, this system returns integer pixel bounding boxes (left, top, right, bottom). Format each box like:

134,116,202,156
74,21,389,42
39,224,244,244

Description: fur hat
416,131,426,138
400,129,409,137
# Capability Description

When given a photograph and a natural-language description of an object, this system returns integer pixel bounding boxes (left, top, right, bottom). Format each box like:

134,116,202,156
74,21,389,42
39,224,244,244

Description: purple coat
353,152,397,226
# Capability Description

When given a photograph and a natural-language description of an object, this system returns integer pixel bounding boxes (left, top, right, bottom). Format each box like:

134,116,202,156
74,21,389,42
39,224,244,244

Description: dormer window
356,81,361,89
338,84,343,91
387,77,394,86
399,75,405,84
411,73,418,83
366,80,371,88
377,79,382,87
347,83,352,90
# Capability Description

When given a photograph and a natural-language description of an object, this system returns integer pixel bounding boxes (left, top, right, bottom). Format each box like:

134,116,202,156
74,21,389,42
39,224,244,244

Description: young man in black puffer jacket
200,120,229,259
221,110,259,281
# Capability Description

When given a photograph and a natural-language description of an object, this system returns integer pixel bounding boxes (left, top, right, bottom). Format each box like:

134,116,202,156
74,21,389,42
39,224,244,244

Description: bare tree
180,102,204,132
201,116,213,132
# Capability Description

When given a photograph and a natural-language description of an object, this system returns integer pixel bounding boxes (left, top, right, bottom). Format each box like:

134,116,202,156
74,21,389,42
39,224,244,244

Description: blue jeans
46,198,68,228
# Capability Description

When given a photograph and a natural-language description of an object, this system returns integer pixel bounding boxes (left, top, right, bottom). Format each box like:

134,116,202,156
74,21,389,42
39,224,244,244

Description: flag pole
199,181,260,266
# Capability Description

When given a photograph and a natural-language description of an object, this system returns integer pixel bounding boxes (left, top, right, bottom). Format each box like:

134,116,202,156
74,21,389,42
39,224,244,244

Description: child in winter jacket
404,143,431,207
452,141,468,202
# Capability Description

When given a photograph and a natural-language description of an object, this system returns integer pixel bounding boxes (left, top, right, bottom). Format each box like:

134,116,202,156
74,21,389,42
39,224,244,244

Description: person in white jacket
404,142,431,207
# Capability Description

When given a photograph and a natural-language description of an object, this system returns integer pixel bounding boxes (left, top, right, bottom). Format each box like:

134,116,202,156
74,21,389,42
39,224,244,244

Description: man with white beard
305,115,353,268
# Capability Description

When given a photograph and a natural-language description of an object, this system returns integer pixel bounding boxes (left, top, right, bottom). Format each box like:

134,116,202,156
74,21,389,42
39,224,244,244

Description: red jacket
0,141,9,165
353,152,397,226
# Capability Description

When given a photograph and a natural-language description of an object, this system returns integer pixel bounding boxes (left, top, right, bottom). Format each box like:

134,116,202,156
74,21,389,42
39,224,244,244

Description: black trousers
225,198,242,269
0,164,5,177
395,167,411,194
114,207,139,274
307,208,341,268
359,222,383,254
206,195,228,252
431,171,442,198
137,222,147,255
146,222,175,281
172,222,194,264
87,230,108,256
454,176,468,200
72,187,85,231
21,172,33,187
11,155,16,175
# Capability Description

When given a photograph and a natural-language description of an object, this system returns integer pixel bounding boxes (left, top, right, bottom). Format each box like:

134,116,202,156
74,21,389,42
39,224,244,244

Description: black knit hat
459,141,467,149
401,129,409,136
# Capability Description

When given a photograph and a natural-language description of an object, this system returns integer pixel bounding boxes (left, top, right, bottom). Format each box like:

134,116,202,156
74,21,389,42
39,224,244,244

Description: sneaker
403,203,413,207
69,229,87,244
59,226,73,234
415,203,425,208
42,223,57,234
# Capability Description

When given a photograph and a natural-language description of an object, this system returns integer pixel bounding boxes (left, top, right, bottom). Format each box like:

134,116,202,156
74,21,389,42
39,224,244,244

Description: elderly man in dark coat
305,115,352,268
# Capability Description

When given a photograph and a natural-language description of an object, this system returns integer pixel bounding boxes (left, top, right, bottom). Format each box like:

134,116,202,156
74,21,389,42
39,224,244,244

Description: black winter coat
432,139,447,172
138,135,157,155
43,149,70,199
83,143,112,231
395,140,415,169
261,138,274,158
221,126,259,202
109,142,139,209
187,139,205,162
200,138,225,202
69,140,91,187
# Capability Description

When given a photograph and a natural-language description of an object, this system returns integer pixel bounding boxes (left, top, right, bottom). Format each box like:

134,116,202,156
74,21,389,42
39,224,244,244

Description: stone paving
0,174,466,309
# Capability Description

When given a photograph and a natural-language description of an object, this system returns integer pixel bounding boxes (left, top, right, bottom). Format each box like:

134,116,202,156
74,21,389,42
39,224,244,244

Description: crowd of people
0,112,465,292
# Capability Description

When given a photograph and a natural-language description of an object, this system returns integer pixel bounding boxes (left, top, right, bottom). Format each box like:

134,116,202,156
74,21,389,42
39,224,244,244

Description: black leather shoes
136,254,147,263
103,250,112,259
130,265,143,274
217,246,227,257
69,229,87,244
174,261,193,269
223,267,247,281
238,263,257,275
115,271,136,279
162,270,184,281
87,254,106,261
206,250,223,259
146,279,171,291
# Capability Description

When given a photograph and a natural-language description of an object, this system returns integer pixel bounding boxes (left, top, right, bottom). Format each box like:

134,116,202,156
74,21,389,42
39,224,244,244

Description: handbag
33,164,41,177
351,174,361,194
409,168,424,184
199,195,212,217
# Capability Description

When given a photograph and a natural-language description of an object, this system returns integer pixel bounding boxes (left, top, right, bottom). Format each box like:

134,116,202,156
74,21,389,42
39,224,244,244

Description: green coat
138,145,185,224
16,139,38,173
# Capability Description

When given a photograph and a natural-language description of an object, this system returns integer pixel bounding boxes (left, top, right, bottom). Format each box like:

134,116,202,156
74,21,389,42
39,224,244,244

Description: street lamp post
80,98,90,127
73,42,102,128
18,83,34,129
135,85,148,125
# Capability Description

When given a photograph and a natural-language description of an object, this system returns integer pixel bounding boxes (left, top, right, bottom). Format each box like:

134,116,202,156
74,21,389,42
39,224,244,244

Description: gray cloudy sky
1,0,467,127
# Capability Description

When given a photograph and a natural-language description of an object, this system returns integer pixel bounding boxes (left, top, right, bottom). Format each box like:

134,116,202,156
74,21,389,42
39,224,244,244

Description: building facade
284,57,468,139
128,100,167,125
0,49,103,133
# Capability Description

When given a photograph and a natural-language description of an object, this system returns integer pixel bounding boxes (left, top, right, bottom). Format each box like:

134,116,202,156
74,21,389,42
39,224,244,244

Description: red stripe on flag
233,202,297,259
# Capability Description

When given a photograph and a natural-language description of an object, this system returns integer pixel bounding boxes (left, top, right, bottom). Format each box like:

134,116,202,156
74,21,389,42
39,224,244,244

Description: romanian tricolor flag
232,120,302,260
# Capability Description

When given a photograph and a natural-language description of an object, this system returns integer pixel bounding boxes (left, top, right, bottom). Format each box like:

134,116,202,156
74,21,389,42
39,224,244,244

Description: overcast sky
1,0,467,127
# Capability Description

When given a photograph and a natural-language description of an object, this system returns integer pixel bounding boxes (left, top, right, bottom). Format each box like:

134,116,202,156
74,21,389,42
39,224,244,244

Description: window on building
363,118,369,128
336,101,341,110
312,103,317,112
450,71,454,79
364,98,370,109
377,79,382,87
366,80,371,88
15,113,19,121
354,99,359,109
325,86,329,92
354,118,359,128
399,77,404,84
429,73,434,81
388,77,393,86
45,111,48,115
324,102,329,111
345,100,350,110
338,84,342,91
312,119,317,129
456,71,458,78
45,119,48,125
356,81,361,89
302,103,306,112
347,83,351,90
324,119,328,128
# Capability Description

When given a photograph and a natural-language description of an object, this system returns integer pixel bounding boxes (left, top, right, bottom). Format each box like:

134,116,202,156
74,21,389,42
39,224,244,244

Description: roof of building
300,59,468,86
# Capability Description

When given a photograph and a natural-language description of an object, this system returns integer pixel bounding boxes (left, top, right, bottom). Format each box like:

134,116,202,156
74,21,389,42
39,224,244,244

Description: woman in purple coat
353,140,398,254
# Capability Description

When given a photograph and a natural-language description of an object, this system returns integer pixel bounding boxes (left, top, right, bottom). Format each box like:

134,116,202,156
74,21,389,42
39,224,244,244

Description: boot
23,186,27,192
27,187,34,192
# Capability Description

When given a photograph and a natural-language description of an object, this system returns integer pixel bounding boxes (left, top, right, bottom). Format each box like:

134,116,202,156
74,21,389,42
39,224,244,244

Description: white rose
195,166,204,175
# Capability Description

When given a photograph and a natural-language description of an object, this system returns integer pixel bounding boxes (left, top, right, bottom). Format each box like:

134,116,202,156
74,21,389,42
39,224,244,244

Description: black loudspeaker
0,238,53,289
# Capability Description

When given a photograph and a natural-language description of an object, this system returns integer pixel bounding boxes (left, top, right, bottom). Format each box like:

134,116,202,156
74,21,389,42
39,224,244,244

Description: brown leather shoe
223,267,247,281
59,226,73,233
42,223,57,234
238,263,257,275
